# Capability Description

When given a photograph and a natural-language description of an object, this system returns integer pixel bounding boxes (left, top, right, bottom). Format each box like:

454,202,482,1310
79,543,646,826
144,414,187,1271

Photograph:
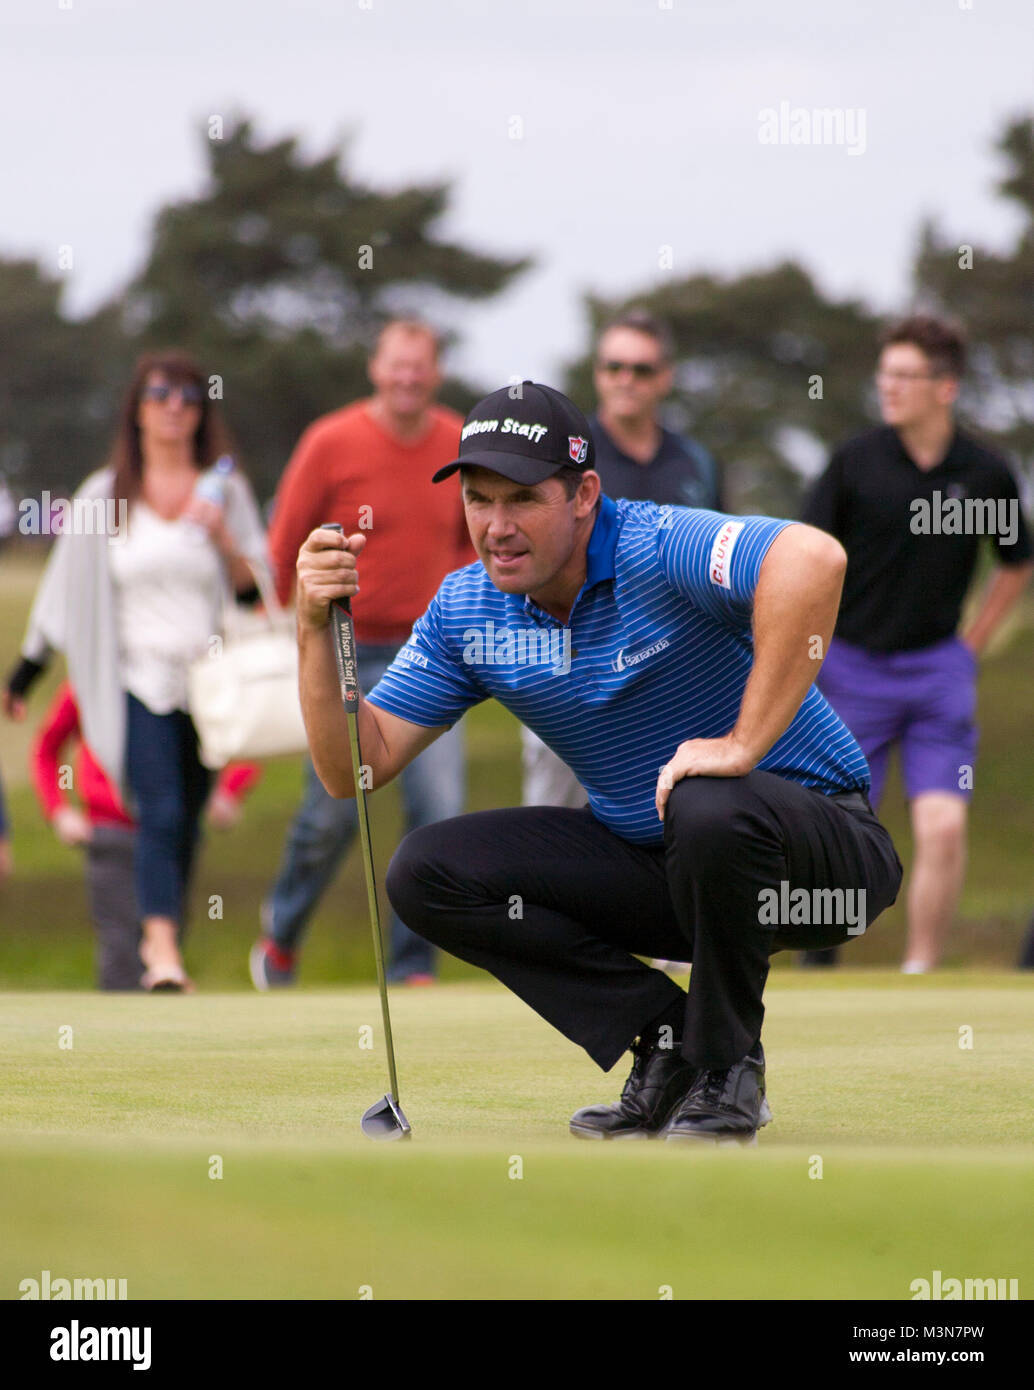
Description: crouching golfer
296,383,902,1144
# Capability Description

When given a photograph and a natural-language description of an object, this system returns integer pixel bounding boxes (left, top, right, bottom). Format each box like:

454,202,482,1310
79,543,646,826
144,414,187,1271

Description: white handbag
187,563,308,769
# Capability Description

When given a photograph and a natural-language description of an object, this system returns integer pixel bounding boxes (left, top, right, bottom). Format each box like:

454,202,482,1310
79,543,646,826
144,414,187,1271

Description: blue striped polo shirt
366,496,870,846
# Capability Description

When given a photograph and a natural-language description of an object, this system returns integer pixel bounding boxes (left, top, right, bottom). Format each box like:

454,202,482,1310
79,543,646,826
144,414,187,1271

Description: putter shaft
343,682,402,1107
322,524,403,1112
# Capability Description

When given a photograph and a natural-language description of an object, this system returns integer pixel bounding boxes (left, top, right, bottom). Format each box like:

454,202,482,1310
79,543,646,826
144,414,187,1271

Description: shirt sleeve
19,468,112,666
800,447,847,539
215,762,262,802
365,586,485,728
267,426,334,605
987,462,1034,565
31,684,79,820
656,507,793,625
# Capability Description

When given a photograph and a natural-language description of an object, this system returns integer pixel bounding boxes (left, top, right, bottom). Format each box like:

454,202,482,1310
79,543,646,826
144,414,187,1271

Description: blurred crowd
1,310,1032,989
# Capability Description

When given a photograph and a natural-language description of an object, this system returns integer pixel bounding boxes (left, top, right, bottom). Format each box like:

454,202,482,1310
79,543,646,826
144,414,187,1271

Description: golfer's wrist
723,729,761,773
297,606,331,638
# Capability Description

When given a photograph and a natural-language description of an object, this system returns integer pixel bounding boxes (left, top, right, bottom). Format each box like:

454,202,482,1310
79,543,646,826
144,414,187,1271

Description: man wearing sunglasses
522,311,723,831
592,309,723,513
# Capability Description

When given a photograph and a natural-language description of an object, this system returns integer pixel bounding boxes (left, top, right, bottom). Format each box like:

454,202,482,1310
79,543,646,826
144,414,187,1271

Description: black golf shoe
569,1039,696,1140
664,1046,773,1146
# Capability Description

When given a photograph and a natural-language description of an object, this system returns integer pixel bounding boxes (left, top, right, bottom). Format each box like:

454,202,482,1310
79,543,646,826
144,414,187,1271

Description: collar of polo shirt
522,494,619,620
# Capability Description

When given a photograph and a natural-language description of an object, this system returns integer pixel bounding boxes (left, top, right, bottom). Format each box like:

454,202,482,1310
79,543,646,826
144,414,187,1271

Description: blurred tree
564,262,880,517
123,117,531,499
0,259,125,500
912,116,1034,496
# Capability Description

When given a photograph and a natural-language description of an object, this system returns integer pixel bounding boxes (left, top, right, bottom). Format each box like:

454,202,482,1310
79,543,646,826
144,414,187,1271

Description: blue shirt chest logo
613,637,673,672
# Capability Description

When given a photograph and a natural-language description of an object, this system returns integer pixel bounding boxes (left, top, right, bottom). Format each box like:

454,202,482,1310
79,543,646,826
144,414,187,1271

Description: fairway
2,973,1032,1300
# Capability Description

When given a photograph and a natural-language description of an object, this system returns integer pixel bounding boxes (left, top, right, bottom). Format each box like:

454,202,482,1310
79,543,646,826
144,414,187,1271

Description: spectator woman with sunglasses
4,351,269,991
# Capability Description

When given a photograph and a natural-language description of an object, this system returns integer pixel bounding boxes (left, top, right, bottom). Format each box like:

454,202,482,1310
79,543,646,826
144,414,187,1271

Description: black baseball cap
431,381,596,485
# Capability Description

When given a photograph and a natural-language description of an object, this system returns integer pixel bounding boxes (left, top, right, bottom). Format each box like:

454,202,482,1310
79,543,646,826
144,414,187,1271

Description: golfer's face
462,469,577,594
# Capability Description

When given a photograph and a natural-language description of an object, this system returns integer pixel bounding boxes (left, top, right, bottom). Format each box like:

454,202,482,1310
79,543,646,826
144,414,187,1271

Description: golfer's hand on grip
296,526,366,630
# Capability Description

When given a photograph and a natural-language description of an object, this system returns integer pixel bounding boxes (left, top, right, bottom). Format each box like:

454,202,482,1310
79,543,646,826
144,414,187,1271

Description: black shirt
801,426,1033,653
590,415,723,511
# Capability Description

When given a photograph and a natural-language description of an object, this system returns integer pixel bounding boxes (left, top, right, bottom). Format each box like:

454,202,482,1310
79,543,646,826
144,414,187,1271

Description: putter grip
322,522,359,710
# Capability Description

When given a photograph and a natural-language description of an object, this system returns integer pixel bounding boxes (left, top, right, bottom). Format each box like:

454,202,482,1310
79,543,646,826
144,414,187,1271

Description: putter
323,523,412,1142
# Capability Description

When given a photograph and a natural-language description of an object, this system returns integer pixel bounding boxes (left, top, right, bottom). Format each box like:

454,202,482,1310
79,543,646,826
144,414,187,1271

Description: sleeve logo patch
397,644,430,669
709,520,744,589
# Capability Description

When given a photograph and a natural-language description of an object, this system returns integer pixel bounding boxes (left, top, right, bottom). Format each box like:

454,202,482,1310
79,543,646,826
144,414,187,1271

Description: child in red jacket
32,683,261,989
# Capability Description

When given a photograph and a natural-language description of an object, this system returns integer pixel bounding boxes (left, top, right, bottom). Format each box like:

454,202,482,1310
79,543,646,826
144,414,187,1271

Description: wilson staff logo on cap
431,381,597,486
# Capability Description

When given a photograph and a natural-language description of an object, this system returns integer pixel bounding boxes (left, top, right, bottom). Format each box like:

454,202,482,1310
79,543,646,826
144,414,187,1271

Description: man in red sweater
252,319,471,988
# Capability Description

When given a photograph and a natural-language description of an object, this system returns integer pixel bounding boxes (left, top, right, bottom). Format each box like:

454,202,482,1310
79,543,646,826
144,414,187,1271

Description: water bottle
184,455,234,541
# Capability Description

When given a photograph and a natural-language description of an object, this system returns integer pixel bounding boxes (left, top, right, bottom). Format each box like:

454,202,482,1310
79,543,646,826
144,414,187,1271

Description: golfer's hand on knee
655,735,754,820
296,527,366,631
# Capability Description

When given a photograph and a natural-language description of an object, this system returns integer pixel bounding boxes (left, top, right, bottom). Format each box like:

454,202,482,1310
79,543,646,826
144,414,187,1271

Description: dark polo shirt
589,414,723,511
801,425,1032,652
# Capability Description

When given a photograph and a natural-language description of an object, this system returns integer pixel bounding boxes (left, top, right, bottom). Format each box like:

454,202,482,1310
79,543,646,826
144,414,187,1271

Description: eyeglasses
874,370,940,385
140,382,204,405
597,360,662,379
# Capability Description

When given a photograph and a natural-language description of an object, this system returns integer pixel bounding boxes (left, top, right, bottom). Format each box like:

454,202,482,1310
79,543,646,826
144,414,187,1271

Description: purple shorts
817,634,977,807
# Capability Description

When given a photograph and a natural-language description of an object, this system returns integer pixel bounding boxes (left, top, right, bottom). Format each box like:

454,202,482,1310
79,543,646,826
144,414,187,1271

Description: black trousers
84,825,143,991
386,770,903,1072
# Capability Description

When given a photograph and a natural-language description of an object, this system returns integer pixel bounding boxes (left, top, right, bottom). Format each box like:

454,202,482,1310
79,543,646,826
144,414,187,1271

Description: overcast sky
3,0,1032,392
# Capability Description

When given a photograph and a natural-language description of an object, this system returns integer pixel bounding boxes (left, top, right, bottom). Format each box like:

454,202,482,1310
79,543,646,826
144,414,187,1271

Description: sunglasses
597,360,662,379
141,382,204,405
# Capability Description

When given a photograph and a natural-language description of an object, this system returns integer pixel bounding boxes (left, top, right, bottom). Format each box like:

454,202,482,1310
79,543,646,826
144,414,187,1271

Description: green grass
1,978,1032,1299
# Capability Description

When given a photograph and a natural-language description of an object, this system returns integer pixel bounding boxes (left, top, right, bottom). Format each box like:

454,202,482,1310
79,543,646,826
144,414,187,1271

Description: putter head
361,1093,412,1141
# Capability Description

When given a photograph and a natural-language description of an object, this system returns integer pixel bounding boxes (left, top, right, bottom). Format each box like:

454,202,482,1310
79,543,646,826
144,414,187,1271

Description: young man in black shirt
801,315,1033,971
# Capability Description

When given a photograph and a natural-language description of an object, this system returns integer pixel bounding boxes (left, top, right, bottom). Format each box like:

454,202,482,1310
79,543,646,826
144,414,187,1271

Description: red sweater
268,400,474,643
31,684,261,827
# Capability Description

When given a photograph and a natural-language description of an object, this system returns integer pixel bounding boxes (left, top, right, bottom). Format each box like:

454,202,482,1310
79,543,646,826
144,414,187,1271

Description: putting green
2,976,1031,1299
